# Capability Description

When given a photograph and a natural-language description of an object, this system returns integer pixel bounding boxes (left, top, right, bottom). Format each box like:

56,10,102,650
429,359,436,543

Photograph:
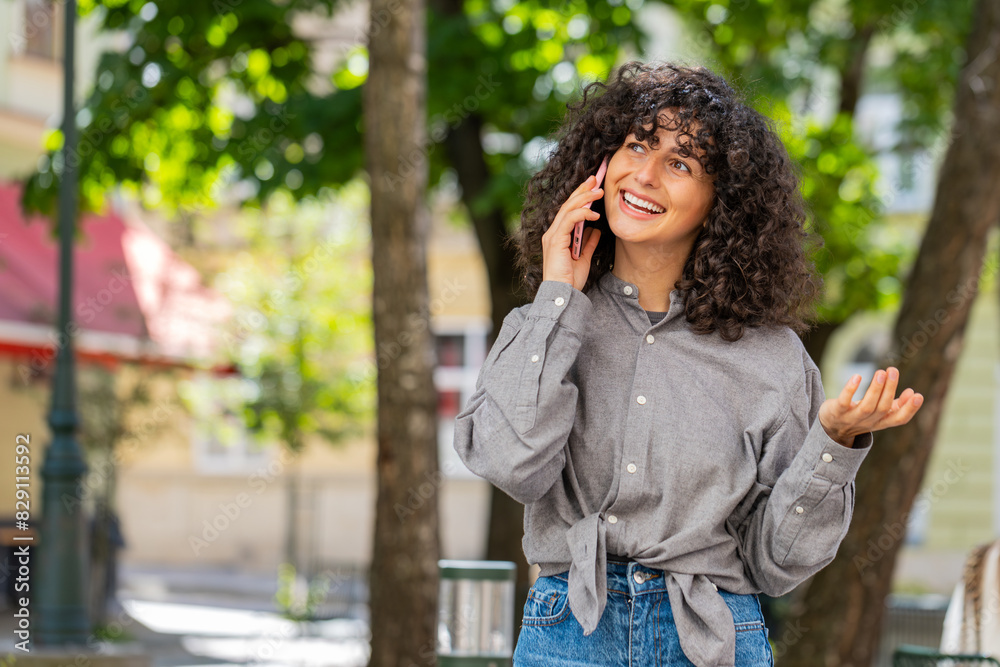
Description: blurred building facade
0,0,994,603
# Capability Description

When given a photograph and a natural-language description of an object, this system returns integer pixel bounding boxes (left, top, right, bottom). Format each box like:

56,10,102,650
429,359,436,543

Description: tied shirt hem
555,512,739,667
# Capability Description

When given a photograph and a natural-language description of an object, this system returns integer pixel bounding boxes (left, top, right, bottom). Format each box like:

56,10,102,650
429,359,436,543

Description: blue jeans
513,560,773,666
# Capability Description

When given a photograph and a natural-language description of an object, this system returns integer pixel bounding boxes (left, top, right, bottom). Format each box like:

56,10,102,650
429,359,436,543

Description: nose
634,154,660,189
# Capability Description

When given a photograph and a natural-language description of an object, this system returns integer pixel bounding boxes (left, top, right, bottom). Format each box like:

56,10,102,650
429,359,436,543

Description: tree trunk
783,1,1000,664
364,0,440,663
838,23,875,116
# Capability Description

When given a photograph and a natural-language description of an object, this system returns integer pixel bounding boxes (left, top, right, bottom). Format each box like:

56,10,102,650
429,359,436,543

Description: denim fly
513,559,774,667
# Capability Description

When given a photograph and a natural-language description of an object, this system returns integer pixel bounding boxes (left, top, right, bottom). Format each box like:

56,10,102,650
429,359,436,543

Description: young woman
453,61,923,667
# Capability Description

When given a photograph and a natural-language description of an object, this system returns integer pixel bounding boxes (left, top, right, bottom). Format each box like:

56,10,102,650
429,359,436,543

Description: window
436,335,466,368
897,149,917,194
434,326,489,480
20,0,62,61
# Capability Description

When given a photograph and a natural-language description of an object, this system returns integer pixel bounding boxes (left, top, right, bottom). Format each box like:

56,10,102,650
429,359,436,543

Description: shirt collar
597,270,687,325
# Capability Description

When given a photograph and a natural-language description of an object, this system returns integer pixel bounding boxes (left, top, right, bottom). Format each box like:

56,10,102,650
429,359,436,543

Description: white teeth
623,191,664,214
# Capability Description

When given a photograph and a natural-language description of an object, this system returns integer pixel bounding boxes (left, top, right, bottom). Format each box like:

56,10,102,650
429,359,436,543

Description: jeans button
633,571,644,584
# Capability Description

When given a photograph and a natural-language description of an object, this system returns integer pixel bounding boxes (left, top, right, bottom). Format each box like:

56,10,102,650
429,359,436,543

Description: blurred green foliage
25,0,357,212
274,562,331,621
209,184,375,452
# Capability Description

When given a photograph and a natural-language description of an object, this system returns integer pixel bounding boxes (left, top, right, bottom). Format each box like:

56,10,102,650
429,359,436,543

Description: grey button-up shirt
453,271,872,667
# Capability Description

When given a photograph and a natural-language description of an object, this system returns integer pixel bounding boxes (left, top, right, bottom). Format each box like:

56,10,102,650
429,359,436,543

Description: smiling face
603,117,716,256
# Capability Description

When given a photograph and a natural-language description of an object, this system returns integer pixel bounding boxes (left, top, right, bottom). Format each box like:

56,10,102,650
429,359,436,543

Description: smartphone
573,155,609,260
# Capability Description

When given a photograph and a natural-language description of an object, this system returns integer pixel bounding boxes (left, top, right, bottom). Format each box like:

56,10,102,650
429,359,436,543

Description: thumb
580,228,602,262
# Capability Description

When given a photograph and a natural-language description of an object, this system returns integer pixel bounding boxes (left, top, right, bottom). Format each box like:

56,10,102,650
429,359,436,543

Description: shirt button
627,463,637,474
822,453,834,463
531,354,539,363
636,395,646,405
623,286,633,296
712,583,718,591
607,514,618,524
795,506,805,514
555,297,565,306
646,334,654,344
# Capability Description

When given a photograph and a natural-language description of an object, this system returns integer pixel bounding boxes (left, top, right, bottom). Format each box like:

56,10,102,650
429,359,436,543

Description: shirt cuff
528,280,592,335
798,419,872,485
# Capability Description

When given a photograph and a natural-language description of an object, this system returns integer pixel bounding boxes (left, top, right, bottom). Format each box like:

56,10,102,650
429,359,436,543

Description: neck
612,239,691,312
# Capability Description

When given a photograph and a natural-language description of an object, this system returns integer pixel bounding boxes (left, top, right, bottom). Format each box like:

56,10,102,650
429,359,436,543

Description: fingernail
876,371,885,384
888,368,898,381
913,394,923,407
853,374,862,383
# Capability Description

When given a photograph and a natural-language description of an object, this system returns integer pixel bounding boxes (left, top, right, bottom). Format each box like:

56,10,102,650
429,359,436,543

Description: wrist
541,274,573,287
820,415,855,448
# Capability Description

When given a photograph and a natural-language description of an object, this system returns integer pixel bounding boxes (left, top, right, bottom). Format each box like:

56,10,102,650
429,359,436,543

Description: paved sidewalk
0,565,371,667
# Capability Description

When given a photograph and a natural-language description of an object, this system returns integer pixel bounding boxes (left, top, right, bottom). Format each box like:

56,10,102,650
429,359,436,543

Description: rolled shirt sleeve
731,363,873,596
453,280,592,503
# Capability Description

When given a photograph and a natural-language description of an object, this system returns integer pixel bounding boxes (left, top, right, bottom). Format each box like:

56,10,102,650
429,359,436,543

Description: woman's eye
628,142,645,153
672,159,690,172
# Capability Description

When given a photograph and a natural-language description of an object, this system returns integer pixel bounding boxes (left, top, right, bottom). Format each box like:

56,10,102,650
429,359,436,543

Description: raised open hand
818,367,924,448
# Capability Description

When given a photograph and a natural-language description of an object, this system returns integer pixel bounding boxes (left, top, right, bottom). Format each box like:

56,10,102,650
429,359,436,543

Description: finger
837,374,862,409
857,369,888,416
874,367,900,416
891,388,915,411
567,177,602,204
544,206,600,242
577,187,605,211
875,391,923,429
575,174,598,192
547,183,603,239
557,206,601,236
579,228,602,262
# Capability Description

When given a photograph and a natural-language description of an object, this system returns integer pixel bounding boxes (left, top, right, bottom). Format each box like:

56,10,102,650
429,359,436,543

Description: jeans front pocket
521,573,571,626
721,591,774,666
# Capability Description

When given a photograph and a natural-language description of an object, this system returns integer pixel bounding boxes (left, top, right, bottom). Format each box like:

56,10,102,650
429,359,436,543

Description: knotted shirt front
453,271,872,667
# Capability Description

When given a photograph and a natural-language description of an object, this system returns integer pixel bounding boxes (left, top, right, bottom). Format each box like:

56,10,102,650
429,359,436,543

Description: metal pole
37,0,90,645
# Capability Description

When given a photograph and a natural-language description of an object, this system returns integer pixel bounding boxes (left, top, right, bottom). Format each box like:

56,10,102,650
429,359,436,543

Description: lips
619,189,665,218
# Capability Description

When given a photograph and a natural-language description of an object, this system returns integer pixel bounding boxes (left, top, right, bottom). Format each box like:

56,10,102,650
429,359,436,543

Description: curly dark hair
513,61,821,342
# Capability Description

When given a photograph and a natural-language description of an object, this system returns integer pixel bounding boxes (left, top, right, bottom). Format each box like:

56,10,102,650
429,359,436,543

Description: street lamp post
36,0,90,645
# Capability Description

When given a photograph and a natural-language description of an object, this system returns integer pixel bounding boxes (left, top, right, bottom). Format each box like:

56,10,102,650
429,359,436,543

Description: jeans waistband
603,558,669,595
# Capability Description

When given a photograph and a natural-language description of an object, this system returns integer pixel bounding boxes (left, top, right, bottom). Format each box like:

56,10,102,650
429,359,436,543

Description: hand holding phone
572,155,608,260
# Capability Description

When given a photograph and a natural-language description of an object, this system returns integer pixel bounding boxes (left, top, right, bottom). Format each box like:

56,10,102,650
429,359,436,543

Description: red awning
0,182,235,373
